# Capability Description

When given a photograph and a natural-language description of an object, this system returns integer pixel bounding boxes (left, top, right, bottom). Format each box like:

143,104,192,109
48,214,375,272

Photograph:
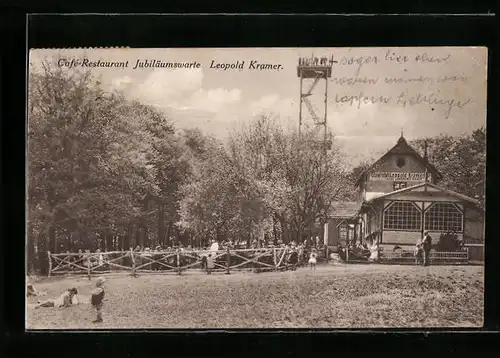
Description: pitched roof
330,201,361,218
355,136,442,187
364,182,484,209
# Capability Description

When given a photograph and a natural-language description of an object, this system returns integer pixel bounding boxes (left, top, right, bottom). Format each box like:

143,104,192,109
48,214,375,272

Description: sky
29,47,487,166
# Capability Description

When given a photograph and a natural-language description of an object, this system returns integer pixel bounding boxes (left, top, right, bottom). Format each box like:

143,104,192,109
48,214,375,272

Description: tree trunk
297,225,303,246
279,216,290,244
102,232,106,251
157,203,165,246
79,228,87,250
27,236,35,274
126,224,133,249
27,224,36,272
69,231,75,251
166,222,173,247
50,225,57,253
273,217,278,244
106,232,113,252
138,226,144,248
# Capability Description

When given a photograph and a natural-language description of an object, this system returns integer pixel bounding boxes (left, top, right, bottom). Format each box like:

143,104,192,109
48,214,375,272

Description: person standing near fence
308,248,318,270
200,252,208,271
142,247,153,270
414,242,424,265
91,277,106,323
297,244,304,267
209,239,219,252
83,249,92,269
422,231,433,266
288,247,298,271
96,249,104,271
206,253,214,274
77,249,84,264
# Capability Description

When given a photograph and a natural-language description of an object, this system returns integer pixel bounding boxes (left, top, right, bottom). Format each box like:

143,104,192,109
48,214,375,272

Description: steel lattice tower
297,54,335,153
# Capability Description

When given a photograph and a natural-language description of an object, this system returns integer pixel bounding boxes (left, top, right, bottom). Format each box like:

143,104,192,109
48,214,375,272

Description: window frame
396,157,406,168
338,222,349,242
383,200,422,232
424,202,464,233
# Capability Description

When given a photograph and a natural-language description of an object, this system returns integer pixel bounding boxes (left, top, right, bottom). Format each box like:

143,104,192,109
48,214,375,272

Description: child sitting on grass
91,277,106,323
27,276,47,297
35,288,78,309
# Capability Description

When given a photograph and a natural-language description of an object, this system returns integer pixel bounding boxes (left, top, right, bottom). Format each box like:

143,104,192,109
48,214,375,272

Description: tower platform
297,66,332,78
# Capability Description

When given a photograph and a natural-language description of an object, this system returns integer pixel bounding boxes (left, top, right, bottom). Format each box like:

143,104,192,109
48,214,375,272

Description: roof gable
330,201,361,218
355,136,442,186
365,182,483,209
335,219,349,228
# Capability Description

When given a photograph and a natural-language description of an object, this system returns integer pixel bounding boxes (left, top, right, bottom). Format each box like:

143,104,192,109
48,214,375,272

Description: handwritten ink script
329,49,477,119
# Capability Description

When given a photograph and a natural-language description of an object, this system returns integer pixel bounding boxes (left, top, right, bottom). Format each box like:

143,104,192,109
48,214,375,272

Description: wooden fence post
226,247,230,274
273,247,277,271
47,251,52,277
87,255,91,280
177,250,181,275
131,249,136,277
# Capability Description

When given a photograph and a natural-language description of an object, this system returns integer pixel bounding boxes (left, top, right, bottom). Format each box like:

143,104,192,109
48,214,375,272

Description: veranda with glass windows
359,183,479,250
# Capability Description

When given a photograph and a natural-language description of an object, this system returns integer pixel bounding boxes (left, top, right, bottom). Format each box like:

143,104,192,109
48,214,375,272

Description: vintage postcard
26,47,486,329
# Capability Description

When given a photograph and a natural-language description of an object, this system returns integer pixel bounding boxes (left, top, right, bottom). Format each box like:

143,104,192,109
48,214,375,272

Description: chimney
423,140,428,161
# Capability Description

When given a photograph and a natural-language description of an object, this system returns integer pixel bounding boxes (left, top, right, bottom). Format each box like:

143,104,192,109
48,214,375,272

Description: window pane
424,203,463,232
383,202,421,231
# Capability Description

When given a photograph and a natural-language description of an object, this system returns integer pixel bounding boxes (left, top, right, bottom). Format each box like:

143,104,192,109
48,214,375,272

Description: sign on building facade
370,172,431,181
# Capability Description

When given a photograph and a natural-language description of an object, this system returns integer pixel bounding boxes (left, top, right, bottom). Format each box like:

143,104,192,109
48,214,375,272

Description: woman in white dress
209,239,219,252
308,248,318,270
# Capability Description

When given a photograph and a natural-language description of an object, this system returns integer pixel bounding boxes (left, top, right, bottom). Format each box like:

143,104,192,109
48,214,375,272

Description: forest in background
28,64,354,259
27,64,486,264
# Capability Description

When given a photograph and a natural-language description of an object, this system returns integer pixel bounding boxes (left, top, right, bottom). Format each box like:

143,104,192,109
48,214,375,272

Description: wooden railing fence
47,247,291,278
378,248,469,264
47,247,470,277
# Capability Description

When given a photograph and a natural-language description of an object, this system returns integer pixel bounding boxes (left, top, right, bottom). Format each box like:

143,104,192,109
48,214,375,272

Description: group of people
59,235,326,255
284,242,320,270
30,276,106,323
60,248,105,268
414,231,433,266
197,239,320,273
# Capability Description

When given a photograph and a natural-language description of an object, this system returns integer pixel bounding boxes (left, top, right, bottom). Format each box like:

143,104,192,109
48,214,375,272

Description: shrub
435,232,462,252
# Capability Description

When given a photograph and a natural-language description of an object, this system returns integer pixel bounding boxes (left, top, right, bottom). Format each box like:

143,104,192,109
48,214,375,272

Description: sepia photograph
26,47,486,329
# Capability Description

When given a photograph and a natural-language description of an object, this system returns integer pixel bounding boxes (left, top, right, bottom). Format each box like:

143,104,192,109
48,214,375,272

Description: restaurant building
324,135,485,261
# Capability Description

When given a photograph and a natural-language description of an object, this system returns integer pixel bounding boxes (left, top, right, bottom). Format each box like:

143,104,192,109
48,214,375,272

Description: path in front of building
31,263,483,287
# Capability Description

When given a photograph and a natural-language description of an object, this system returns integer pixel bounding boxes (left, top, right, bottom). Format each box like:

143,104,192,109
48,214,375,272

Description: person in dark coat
288,248,298,271
422,231,433,266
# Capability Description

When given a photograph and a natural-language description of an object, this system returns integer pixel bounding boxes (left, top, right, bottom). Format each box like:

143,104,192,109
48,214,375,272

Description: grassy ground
26,264,483,329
